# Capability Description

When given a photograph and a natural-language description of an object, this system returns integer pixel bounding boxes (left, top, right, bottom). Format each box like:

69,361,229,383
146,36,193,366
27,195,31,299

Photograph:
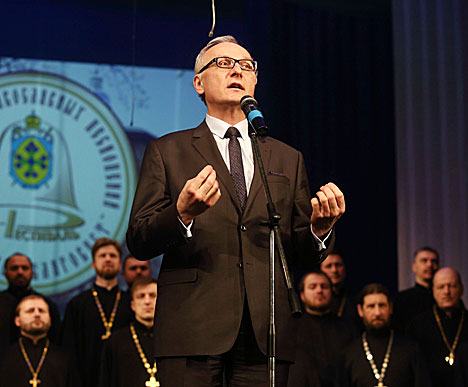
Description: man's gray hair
194,35,239,74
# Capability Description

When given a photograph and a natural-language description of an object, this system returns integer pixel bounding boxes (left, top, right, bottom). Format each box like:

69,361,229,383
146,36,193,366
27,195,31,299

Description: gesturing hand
310,182,345,238
176,165,221,225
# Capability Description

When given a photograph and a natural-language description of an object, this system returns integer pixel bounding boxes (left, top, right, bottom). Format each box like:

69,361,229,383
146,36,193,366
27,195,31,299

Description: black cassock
0,292,16,360
392,283,434,334
287,311,355,387
0,336,73,387
339,330,432,387
455,341,468,387
99,320,154,387
60,284,133,387
407,305,468,387
286,347,321,387
330,288,357,319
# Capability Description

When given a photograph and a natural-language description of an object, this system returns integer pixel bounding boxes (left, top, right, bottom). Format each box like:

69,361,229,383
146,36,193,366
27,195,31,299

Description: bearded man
0,295,73,387
288,270,355,387
61,238,133,387
339,283,431,387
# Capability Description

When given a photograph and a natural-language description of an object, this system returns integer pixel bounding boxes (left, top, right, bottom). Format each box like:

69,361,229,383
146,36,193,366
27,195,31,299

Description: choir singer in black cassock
99,277,158,387
60,238,133,387
392,246,439,334
339,283,432,387
287,270,355,387
121,255,152,291
1,253,62,343
320,252,357,324
0,295,74,387
407,267,468,387
0,291,16,359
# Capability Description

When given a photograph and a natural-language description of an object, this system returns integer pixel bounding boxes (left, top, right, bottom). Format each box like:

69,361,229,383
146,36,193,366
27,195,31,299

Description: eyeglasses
197,57,258,74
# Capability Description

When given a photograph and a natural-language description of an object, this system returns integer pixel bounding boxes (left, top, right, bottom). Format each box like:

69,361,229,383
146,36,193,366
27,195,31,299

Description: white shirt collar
205,115,249,140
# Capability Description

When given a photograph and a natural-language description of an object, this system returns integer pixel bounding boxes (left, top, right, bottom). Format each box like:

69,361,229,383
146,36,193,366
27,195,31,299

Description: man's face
122,257,151,287
193,42,257,110
412,250,439,284
4,254,33,288
300,273,332,313
433,269,463,311
15,298,51,336
92,245,121,280
358,293,392,331
320,254,346,286
131,283,158,323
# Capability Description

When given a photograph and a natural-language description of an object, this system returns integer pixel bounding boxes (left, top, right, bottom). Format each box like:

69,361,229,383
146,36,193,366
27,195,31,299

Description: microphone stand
248,125,302,387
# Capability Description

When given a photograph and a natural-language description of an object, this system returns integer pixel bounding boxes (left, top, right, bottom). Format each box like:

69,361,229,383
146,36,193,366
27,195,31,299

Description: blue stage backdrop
0,57,205,310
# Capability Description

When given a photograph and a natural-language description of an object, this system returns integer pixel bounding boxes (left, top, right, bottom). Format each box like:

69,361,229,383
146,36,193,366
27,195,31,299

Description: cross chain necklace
433,304,465,366
130,323,160,387
92,286,121,340
361,329,394,387
19,337,50,387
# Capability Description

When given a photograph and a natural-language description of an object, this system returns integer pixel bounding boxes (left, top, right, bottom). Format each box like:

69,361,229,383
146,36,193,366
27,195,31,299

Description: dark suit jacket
126,121,333,361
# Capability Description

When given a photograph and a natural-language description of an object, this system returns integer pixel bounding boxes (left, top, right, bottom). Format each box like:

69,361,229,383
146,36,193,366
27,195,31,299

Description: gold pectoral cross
445,352,455,366
29,376,41,387
101,329,111,340
374,384,387,387
145,376,160,387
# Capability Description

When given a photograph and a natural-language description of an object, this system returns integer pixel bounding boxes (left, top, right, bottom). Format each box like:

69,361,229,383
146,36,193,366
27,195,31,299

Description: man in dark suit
126,35,345,386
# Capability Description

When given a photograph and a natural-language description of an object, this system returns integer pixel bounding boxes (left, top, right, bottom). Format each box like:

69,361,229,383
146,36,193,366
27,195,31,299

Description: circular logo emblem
0,72,137,294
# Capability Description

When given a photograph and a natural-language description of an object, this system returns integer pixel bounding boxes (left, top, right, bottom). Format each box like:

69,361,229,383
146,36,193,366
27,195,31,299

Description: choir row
0,242,466,387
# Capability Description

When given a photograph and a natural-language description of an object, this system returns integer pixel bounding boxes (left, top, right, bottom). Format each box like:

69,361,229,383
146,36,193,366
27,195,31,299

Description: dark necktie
225,127,247,211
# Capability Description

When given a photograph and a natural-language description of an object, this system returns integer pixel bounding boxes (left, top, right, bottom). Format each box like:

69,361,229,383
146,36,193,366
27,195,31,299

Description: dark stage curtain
249,0,397,293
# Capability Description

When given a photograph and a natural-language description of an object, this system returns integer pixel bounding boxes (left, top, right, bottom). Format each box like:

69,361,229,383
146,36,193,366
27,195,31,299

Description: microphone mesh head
240,95,258,112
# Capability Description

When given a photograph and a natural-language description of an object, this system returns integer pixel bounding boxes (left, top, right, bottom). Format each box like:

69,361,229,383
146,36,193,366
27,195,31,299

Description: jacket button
240,225,247,232
237,261,243,268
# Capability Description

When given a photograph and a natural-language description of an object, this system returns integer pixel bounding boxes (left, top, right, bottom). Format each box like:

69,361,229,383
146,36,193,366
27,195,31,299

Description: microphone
240,95,268,137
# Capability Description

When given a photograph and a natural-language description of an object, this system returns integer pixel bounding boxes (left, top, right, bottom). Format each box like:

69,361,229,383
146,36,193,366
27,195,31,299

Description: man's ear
357,304,364,318
193,74,204,96
14,315,20,328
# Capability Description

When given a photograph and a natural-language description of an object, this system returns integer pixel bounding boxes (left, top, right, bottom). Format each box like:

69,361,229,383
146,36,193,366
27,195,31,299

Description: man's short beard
23,322,51,337
97,269,119,280
12,276,30,288
308,304,330,314
364,319,391,332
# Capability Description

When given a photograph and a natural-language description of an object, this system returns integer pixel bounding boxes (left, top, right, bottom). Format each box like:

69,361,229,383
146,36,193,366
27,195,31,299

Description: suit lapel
192,122,242,212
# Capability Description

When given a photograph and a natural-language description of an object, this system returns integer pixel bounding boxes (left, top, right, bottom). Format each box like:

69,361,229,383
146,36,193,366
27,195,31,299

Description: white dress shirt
205,115,254,194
